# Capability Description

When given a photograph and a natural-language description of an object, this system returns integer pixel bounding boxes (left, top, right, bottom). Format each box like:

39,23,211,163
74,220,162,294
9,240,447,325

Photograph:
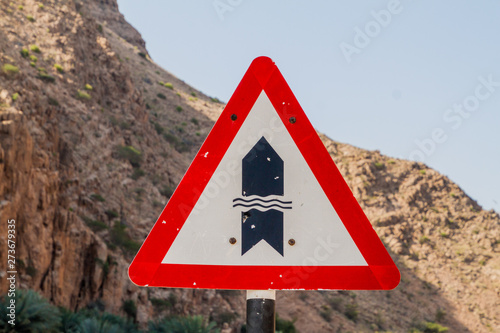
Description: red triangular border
128,57,400,290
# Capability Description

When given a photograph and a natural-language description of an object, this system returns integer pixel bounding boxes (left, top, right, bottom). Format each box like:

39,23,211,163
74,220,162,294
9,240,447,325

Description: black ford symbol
233,137,292,256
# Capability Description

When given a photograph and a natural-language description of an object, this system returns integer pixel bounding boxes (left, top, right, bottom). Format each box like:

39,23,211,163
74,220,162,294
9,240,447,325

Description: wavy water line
234,205,291,213
233,198,292,205
232,203,292,210
239,206,289,213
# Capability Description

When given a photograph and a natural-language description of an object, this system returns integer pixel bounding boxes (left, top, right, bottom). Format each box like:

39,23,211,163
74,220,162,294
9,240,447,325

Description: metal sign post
246,290,276,333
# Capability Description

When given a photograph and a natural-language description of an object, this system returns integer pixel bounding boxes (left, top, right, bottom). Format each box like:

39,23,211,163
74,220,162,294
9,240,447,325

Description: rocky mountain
0,1,498,332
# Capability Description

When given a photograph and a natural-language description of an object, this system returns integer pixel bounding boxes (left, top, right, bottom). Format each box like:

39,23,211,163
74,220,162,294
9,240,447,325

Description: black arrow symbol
238,137,286,256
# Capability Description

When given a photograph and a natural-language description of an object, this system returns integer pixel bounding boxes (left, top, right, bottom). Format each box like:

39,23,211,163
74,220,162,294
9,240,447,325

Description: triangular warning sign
129,57,400,290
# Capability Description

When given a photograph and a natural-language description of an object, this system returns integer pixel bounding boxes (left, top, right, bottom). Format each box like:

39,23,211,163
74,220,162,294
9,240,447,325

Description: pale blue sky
117,0,500,212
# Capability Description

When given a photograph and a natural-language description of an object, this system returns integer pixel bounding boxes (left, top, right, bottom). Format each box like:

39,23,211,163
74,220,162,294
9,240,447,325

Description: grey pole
246,290,276,333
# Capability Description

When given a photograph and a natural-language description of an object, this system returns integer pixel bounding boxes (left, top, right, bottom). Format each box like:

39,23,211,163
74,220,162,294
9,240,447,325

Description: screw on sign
128,57,400,332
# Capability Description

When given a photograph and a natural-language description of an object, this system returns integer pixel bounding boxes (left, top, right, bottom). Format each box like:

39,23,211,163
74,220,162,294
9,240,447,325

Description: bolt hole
289,116,296,124
288,239,296,246
231,114,237,121
229,237,237,245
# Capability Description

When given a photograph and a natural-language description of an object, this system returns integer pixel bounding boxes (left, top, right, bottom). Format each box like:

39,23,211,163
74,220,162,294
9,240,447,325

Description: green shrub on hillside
77,90,91,100
48,97,59,106
131,168,145,180
410,321,449,333
20,48,29,58
159,185,174,198
74,311,139,333
327,296,343,311
59,307,84,333
0,290,61,332
149,316,219,333
374,162,385,170
54,64,64,73
91,193,106,202
38,73,56,83
81,215,108,232
79,317,120,333
150,294,177,313
2,64,19,75
276,315,297,333
114,145,142,167
122,300,137,320
344,302,358,322
162,132,189,153
319,305,332,322
30,44,41,53
152,121,164,135
0,290,144,332
110,222,140,254
435,308,446,322
105,210,119,219
419,235,430,244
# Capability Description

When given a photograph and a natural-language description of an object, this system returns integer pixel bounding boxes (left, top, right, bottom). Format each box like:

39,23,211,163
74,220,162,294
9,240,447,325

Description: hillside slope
0,1,498,332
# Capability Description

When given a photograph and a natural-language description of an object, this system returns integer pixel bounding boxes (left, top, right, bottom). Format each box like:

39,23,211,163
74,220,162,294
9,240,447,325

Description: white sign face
162,92,367,267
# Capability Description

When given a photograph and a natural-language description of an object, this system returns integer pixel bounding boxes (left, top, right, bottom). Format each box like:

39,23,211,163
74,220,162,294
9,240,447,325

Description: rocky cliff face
0,0,148,312
0,1,498,332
